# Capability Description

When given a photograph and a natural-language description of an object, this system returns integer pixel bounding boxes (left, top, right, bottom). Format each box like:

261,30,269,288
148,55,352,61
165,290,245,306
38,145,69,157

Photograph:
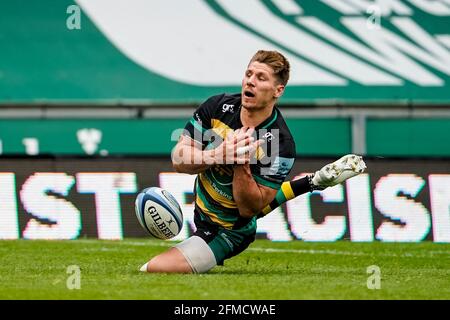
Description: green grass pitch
0,239,448,300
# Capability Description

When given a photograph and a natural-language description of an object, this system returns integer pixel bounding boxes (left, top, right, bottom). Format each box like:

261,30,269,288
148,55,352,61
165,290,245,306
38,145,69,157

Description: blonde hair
249,50,290,85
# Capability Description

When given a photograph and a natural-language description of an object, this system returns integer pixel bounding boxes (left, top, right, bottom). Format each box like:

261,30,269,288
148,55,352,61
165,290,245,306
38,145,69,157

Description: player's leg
139,234,218,274
140,211,257,273
258,154,366,218
140,210,219,274
140,246,193,273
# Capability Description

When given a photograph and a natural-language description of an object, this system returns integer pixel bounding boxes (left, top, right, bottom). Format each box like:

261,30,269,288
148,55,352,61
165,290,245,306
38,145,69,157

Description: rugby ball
135,187,183,239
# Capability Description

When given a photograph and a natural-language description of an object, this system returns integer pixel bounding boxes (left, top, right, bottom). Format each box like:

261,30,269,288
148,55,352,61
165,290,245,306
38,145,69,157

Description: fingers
234,127,255,161
236,136,255,149
235,138,263,164
233,127,254,143
254,138,264,148
221,127,266,164
224,129,235,144
247,139,264,157
224,127,255,149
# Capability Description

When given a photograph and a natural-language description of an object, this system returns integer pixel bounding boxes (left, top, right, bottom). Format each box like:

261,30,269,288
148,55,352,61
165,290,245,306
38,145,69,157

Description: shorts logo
220,233,234,250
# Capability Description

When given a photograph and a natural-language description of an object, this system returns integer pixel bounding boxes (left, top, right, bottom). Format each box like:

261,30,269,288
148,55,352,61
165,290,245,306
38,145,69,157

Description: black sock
257,175,318,219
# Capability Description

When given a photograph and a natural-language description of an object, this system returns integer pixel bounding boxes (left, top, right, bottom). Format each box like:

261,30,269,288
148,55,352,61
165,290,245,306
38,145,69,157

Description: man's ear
274,84,285,98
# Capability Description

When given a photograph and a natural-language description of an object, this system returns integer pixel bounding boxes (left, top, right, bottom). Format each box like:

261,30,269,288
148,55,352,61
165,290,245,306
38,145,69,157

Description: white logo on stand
22,138,39,155
77,128,102,155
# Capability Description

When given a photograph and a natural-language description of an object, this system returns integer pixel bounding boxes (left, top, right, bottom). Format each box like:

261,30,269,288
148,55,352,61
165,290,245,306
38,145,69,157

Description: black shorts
192,209,257,265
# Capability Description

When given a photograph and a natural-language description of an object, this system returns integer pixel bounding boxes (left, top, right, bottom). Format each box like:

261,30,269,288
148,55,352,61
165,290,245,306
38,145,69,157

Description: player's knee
144,237,217,274
175,236,217,274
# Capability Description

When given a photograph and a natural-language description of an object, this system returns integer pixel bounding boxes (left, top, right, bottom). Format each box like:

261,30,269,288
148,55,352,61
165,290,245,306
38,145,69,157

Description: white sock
139,262,148,272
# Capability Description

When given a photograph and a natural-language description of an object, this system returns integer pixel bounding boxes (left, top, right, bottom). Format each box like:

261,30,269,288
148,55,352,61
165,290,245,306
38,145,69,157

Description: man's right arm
171,135,215,174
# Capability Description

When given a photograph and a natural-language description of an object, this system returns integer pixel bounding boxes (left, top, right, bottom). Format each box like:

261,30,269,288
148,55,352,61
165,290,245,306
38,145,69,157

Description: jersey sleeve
183,95,221,149
251,136,296,190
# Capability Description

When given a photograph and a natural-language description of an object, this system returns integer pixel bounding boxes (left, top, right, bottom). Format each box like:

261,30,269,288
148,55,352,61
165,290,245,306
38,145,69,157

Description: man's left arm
233,133,296,218
233,164,278,218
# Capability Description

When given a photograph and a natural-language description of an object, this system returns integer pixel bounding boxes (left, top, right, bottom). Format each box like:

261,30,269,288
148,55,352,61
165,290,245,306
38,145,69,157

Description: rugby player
139,50,366,273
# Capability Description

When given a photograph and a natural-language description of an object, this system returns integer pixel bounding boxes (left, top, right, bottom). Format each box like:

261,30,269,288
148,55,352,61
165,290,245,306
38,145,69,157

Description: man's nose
247,75,255,86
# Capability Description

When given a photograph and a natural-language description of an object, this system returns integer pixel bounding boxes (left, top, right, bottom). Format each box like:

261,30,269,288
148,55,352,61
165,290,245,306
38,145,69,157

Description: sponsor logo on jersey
222,104,234,113
262,132,274,142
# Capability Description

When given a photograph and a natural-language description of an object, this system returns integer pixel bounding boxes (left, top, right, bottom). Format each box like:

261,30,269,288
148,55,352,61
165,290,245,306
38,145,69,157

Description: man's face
241,61,285,110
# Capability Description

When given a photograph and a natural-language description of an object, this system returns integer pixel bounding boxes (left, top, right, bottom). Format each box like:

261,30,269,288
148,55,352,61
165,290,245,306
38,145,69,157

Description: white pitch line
120,240,175,247
60,239,450,258
68,239,174,247
247,247,449,258
247,247,367,256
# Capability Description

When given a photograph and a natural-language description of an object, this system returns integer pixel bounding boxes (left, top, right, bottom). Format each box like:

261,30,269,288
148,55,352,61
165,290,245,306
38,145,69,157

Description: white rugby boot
311,154,366,190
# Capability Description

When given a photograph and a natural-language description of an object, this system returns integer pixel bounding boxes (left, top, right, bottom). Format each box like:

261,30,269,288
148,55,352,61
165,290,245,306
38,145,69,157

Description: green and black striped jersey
183,93,296,229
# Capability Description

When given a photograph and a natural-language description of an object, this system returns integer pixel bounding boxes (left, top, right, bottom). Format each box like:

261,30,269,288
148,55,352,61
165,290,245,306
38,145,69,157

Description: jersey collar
237,104,278,130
